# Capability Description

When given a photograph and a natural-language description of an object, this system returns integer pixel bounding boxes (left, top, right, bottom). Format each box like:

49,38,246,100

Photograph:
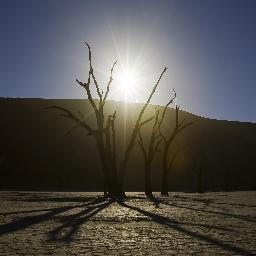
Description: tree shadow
117,199,255,256
160,200,256,223
0,196,108,237
25,196,97,203
148,195,160,208
0,194,255,255
12,194,98,203
173,194,256,209
126,194,161,207
48,198,114,242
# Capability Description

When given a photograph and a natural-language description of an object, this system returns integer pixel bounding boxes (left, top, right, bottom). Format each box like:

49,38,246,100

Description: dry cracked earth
0,191,255,255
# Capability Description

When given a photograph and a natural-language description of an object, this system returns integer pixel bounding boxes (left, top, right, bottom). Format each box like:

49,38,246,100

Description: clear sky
0,0,255,122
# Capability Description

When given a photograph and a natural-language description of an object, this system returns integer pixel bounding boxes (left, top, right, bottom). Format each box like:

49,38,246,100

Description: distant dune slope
0,98,255,191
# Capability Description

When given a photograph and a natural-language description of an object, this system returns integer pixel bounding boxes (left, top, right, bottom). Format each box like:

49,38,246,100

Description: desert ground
0,191,255,255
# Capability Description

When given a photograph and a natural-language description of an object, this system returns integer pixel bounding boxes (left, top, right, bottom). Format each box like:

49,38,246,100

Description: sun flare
115,68,140,102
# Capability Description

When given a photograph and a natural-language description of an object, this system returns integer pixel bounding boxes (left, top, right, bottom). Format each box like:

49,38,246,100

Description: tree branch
138,131,147,161
103,60,117,105
76,79,98,116
139,116,154,128
159,89,176,126
153,137,162,155
176,122,193,133
110,111,117,170
167,151,178,172
84,42,102,101
47,105,95,136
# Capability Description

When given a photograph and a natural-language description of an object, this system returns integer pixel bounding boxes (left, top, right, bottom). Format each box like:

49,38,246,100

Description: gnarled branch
103,61,117,105
47,105,95,137
84,42,102,101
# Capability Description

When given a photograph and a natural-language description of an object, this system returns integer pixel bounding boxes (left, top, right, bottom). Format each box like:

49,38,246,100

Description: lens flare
115,68,140,101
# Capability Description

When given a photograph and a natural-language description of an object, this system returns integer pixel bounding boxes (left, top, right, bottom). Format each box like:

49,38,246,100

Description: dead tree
137,110,162,198
49,42,118,196
49,43,167,198
117,68,167,195
137,90,180,198
159,102,193,196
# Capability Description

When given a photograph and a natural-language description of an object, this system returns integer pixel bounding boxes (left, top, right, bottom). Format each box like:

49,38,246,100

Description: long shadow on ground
0,196,109,237
117,198,255,256
0,194,255,255
48,198,114,241
160,199,256,223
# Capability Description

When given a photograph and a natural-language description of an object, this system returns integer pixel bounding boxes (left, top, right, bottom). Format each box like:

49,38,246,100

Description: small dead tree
137,91,177,198
137,110,162,198
49,43,167,198
159,102,193,196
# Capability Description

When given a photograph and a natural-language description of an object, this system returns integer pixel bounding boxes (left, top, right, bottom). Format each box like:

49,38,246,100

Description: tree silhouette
49,43,167,198
137,90,188,198
159,104,193,196
137,109,162,198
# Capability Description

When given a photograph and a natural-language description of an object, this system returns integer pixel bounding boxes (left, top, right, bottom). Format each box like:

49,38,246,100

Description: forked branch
47,106,95,136
84,42,102,101
119,67,168,182
103,61,118,105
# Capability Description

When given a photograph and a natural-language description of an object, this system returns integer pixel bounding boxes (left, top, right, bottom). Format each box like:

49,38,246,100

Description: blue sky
0,0,255,122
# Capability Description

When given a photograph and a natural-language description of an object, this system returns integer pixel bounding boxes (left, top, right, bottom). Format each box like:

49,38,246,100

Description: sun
115,68,140,102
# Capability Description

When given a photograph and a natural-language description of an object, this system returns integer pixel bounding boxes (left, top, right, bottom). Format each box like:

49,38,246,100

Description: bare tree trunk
106,175,120,197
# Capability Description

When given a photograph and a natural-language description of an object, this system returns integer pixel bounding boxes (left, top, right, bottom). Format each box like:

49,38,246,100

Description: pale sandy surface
0,191,255,255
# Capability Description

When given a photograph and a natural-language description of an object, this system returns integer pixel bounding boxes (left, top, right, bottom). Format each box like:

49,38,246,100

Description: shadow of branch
0,196,107,237
118,200,255,256
160,200,256,223
48,198,113,242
